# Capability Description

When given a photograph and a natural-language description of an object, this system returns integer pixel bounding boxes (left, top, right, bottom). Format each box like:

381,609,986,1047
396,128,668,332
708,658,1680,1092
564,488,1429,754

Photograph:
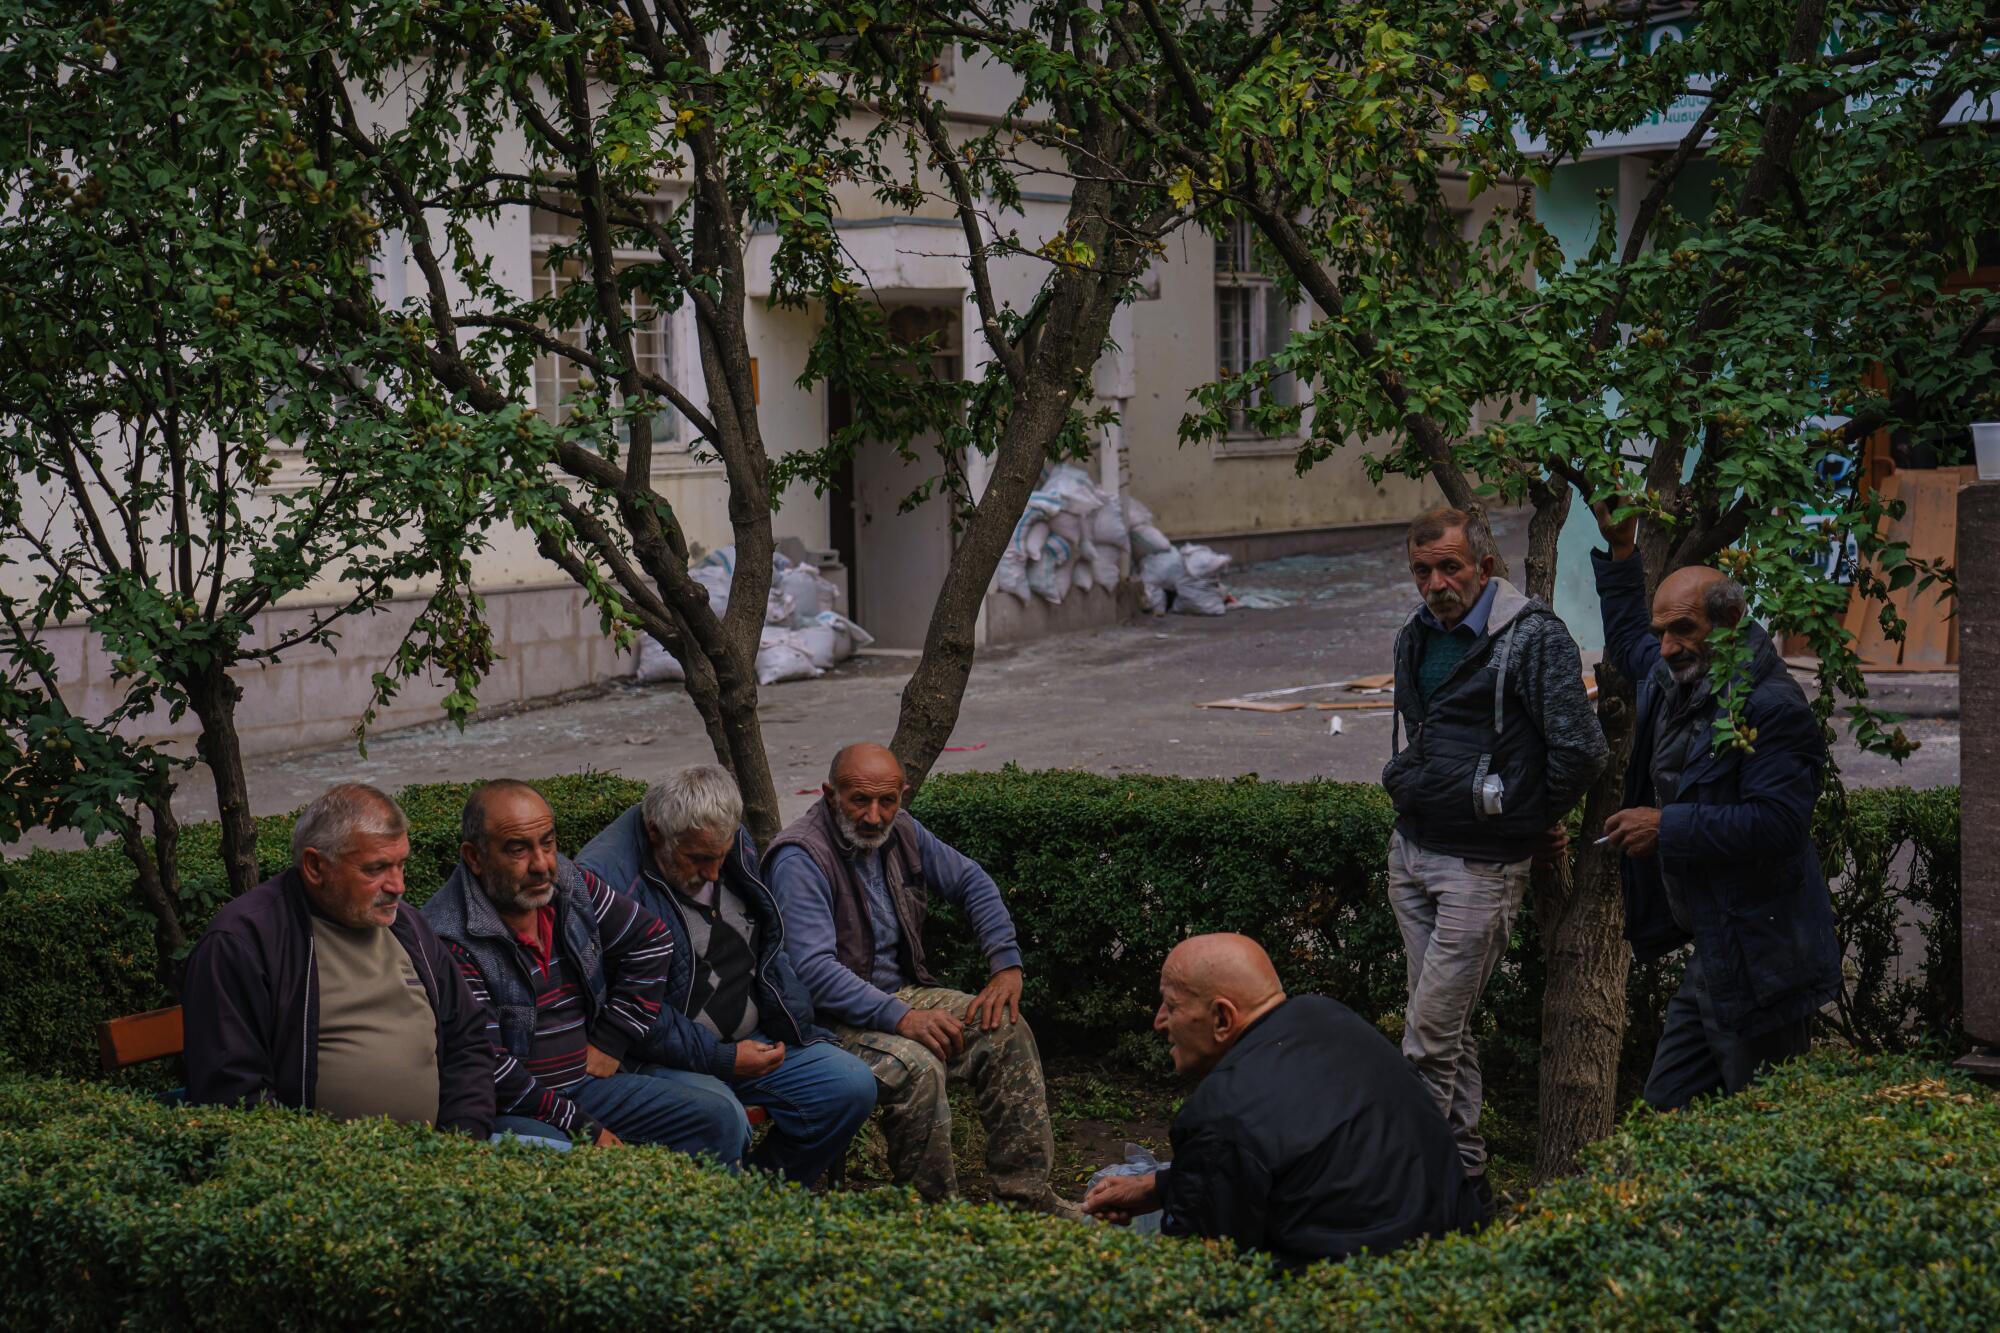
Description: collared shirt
1415,577,1499,637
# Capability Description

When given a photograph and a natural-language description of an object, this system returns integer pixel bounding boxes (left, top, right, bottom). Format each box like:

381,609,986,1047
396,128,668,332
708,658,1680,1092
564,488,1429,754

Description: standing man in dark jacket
1082,934,1479,1266
422,780,747,1160
183,783,500,1139
1592,505,1839,1109
578,764,876,1186
1383,507,1608,1200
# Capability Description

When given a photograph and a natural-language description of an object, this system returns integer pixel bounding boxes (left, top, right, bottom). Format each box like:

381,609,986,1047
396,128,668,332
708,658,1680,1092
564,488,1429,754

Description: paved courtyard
19,512,1951,851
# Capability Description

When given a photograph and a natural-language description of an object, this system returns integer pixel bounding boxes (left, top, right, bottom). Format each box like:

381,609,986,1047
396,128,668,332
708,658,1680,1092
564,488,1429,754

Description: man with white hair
579,764,876,1186
184,782,507,1139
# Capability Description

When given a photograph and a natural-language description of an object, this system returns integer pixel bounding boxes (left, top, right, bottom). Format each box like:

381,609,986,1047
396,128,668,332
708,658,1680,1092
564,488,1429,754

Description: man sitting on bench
183,783,504,1140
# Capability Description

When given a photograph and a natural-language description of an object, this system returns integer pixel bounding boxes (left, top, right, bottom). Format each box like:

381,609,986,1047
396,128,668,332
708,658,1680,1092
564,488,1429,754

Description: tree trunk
1531,690,1635,1181
183,662,262,897
1521,481,1637,1179
891,269,1128,793
115,787,187,994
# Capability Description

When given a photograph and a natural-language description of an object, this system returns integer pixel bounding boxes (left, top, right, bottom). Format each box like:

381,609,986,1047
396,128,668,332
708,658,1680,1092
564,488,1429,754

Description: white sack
755,627,821,685
1179,543,1233,580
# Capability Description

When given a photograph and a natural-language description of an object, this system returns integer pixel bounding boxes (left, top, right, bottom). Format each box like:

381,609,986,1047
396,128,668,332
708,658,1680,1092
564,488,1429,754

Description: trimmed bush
0,1052,1993,1328
0,769,1962,1090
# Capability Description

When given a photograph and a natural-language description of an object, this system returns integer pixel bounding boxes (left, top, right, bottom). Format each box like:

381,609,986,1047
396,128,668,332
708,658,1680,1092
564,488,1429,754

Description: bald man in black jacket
1083,934,1480,1266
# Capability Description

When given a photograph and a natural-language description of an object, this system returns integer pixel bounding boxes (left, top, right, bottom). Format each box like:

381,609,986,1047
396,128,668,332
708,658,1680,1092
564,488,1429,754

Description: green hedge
914,771,1962,1101
0,1051,1992,1328
0,770,1961,1091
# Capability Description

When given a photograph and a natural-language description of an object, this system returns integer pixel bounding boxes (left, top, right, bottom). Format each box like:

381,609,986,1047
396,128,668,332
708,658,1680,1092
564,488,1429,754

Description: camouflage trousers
834,985,1054,1205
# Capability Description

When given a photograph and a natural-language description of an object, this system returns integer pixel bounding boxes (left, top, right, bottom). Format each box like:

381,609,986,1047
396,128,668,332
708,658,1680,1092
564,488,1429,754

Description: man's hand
1533,821,1570,870
965,966,1024,1031
1603,807,1662,859
1592,498,1639,562
895,1007,965,1063
593,1127,624,1147
583,1042,622,1080
1082,1172,1160,1225
730,1039,786,1081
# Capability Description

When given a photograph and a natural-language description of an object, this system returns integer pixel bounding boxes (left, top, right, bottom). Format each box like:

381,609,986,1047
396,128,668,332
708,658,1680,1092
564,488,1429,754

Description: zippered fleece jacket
1384,578,1609,861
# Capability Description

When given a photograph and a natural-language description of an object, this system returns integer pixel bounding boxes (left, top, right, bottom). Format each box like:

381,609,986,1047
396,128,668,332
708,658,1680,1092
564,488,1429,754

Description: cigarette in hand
1594,835,1612,846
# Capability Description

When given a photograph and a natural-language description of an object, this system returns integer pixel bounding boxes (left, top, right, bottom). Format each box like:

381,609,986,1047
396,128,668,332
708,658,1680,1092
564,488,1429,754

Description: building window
1214,218,1298,442
530,202,683,448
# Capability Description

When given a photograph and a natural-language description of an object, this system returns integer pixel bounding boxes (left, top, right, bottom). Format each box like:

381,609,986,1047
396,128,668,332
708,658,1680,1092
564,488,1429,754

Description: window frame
1212,218,1306,458
528,197,705,466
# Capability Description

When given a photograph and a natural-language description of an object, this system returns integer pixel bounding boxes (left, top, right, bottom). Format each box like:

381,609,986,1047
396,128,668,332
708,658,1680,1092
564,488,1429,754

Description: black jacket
1158,995,1479,1267
1595,549,1841,1036
1386,578,1608,861
182,870,496,1136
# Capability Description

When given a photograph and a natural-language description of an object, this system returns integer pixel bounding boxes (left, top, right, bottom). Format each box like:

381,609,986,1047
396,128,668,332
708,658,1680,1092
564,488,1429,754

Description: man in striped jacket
422,780,749,1161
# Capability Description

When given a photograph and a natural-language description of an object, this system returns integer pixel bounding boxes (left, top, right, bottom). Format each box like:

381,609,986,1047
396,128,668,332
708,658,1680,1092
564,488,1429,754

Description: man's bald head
1155,934,1288,1078
1162,934,1285,1011
823,742,908,852
1651,565,1749,686
828,741,904,789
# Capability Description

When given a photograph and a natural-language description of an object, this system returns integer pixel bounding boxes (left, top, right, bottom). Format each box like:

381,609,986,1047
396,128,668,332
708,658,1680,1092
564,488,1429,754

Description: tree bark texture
1522,482,1637,1180
184,663,262,899
116,791,186,994
889,255,1132,793
1532,690,1635,1181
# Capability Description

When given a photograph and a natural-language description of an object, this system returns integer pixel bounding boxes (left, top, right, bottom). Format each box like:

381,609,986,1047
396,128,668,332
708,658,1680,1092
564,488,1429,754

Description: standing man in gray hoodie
1382,507,1608,1207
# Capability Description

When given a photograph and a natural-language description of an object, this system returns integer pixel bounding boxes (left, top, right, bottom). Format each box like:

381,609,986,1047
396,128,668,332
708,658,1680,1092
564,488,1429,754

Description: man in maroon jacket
182,783,503,1139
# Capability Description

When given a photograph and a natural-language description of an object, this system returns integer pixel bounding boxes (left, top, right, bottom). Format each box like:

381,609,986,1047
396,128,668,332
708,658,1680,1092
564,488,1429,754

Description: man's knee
640,1069,753,1162
823,1047,880,1132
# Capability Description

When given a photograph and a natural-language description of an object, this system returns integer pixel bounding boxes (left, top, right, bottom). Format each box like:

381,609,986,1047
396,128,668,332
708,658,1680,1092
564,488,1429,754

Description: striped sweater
440,865,671,1135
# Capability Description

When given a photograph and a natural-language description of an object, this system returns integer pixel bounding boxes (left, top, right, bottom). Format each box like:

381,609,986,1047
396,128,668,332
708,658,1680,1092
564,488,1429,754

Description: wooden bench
95,1004,773,1127
97,1004,185,1073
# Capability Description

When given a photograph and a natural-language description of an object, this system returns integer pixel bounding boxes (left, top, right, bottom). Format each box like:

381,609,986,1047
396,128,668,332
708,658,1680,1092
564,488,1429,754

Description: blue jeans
648,1038,876,1186
490,1115,573,1151
569,1066,751,1166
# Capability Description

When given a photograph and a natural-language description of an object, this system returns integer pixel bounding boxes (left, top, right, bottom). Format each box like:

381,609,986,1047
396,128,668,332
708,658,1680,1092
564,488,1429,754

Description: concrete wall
45,582,632,759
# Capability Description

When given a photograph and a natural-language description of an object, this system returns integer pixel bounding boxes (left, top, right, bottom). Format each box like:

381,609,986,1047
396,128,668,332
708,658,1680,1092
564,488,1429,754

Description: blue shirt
1414,577,1498,637
766,816,1024,1032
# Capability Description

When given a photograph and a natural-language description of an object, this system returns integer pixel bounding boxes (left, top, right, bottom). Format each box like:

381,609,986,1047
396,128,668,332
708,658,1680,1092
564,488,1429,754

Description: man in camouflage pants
764,743,1072,1217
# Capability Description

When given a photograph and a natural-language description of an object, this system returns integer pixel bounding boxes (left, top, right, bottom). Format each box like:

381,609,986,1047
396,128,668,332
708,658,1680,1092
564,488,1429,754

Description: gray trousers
1387,830,1530,1176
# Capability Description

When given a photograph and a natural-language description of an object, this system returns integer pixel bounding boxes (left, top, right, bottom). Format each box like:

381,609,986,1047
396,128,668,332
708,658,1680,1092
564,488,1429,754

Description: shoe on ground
1468,1171,1495,1224
1010,1190,1086,1222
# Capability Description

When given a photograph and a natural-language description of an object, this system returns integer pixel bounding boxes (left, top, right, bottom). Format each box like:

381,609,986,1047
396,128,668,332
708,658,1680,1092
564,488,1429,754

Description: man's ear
821,782,837,804
1479,553,1498,579
299,847,328,891
1210,995,1240,1042
459,840,483,878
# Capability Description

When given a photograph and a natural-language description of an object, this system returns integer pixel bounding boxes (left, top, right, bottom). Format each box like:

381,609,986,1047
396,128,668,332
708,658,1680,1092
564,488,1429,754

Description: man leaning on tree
1383,506,1608,1210
764,742,1078,1218
1591,500,1840,1110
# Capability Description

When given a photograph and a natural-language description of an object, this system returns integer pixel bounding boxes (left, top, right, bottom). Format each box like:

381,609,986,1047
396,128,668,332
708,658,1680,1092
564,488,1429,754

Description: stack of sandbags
634,547,874,686
996,463,1127,605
